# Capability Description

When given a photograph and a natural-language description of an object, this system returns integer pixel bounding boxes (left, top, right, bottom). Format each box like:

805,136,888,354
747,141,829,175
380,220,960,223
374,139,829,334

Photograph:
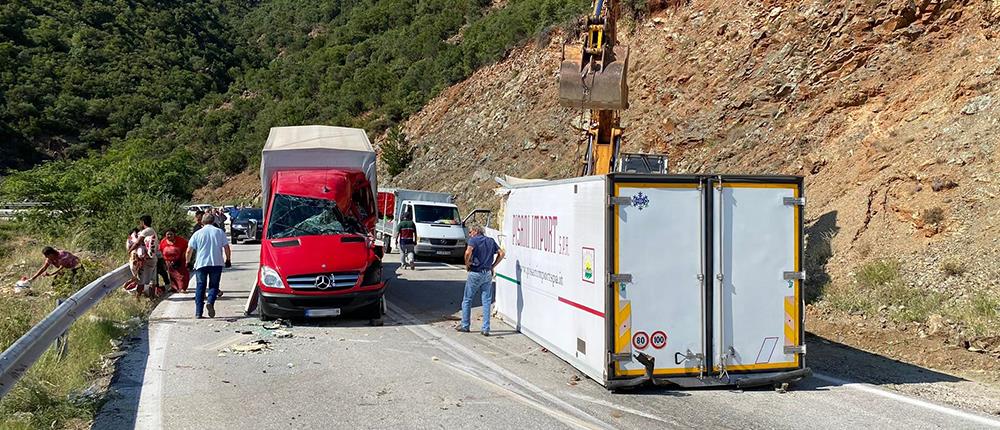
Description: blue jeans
194,266,222,317
461,270,494,333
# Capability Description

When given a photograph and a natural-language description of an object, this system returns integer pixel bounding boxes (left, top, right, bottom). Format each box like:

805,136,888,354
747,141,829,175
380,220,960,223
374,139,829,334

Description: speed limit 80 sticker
632,331,649,350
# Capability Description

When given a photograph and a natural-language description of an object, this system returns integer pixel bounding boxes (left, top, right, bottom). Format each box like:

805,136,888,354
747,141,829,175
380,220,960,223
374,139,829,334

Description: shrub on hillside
381,127,415,177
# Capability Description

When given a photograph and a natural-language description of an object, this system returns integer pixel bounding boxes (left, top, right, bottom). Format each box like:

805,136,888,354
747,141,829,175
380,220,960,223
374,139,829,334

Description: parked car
231,208,264,244
185,204,213,217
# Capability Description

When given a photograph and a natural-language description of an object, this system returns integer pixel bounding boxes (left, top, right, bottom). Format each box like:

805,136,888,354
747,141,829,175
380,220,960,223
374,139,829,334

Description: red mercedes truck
253,126,385,321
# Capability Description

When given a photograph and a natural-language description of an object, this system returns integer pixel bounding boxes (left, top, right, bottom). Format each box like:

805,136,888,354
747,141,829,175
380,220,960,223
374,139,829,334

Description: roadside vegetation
0,221,152,429
822,258,998,338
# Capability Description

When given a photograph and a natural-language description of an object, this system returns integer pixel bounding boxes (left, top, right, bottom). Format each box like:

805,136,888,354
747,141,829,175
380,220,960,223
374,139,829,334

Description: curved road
95,244,1000,429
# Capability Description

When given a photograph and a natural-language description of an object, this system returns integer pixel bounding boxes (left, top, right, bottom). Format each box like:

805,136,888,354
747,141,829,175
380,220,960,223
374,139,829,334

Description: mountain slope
387,0,1000,375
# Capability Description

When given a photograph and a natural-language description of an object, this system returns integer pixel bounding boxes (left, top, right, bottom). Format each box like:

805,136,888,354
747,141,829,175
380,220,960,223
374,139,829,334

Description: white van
401,201,468,258
375,188,490,258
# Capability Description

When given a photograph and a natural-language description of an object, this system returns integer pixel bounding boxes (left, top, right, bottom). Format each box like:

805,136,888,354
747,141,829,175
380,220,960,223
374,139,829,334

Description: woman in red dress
159,229,190,293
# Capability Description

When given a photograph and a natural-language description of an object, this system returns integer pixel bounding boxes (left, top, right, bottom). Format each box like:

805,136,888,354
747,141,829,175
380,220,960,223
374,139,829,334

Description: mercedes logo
314,275,332,290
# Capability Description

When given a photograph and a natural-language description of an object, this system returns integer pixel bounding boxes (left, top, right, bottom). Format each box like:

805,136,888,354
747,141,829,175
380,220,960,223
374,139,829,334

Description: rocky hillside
385,0,1000,376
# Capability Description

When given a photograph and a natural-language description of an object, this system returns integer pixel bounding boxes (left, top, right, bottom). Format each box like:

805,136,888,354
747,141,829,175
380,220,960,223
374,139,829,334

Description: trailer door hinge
783,271,806,280
783,197,806,206
784,345,807,355
610,352,633,363
609,273,633,284
609,196,632,207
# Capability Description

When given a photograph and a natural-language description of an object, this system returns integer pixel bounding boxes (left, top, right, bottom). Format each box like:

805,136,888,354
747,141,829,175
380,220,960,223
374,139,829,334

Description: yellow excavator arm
559,0,629,176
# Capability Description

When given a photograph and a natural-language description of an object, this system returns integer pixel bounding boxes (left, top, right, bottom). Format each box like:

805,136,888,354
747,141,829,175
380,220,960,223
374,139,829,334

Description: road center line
386,301,614,430
812,373,1000,428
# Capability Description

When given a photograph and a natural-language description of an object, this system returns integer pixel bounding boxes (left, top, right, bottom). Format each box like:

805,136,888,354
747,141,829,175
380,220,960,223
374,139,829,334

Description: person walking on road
185,214,231,318
396,212,417,270
457,225,504,336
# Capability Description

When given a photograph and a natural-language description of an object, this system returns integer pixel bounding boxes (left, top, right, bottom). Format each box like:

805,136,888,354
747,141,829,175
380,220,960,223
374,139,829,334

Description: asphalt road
95,244,1000,429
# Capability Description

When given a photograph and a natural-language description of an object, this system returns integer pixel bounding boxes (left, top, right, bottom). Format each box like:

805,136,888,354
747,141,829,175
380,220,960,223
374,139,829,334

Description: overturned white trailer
490,174,810,389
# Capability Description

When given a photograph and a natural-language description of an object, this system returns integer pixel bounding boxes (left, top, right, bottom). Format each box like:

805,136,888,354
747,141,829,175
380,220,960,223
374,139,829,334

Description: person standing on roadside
159,229,190,293
185,214,231,318
457,225,504,336
127,215,160,297
192,210,205,236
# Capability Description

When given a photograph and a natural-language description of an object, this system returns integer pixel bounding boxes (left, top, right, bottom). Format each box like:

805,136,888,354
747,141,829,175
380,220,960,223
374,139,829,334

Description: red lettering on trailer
511,214,563,254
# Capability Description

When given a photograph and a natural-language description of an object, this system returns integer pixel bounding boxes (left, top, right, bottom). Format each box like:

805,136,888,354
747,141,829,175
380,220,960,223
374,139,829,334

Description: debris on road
229,339,272,354
263,319,292,330
442,315,461,321
235,330,253,335
274,329,293,338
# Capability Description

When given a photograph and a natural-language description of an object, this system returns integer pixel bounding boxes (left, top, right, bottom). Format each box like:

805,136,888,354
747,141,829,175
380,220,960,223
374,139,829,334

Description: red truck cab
254,126,384,320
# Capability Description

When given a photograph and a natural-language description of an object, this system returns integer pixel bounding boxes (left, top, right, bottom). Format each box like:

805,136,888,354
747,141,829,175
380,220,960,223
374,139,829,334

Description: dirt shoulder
807,307,1000,416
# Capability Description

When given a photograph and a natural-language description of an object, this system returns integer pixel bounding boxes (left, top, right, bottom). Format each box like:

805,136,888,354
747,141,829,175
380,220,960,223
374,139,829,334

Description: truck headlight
419,238,430,244
260,266,285,289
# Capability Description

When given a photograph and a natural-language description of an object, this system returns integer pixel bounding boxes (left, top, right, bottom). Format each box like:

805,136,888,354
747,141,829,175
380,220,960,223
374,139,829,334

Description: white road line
441,262,465,270
562,392,681,426
135,297,182,429
386,301,614,430
440,360,604,429
813,373,1000,428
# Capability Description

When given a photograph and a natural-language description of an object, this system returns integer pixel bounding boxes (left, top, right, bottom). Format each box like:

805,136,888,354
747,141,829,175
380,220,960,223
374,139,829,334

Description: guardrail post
54,299,69,359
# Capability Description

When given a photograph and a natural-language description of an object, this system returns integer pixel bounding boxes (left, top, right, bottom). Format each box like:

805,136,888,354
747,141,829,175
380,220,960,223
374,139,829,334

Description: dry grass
922,206,945,225
940,259,967,277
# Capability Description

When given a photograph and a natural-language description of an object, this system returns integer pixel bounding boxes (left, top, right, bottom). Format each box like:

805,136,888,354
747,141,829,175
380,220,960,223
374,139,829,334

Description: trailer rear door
711,179,803,373
611,178,706,378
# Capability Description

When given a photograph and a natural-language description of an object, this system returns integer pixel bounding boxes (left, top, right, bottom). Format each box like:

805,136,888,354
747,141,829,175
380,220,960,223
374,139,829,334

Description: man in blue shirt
185,214,232,318
458,225,505,336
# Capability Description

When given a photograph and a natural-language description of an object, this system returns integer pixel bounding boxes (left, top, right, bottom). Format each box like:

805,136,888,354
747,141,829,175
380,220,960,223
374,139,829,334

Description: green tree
381,126,414,177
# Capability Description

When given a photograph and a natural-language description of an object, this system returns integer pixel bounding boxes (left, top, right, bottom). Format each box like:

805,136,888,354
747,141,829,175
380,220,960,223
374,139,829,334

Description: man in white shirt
185,214,232,318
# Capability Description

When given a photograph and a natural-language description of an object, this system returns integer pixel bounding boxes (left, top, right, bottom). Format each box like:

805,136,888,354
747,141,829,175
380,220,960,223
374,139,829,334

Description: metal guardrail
0,202,46,209
0,264,131,398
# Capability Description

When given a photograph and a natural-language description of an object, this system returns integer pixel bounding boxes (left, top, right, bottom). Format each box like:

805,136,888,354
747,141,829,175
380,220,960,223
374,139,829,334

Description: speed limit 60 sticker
631,331,649,350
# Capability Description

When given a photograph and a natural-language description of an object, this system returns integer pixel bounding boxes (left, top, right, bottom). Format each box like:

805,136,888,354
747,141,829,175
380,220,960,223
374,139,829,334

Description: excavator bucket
559,45,629,110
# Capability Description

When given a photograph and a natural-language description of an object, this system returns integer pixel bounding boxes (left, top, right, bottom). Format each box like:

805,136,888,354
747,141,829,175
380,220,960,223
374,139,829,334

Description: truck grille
286,272,360,290
430,239,457,246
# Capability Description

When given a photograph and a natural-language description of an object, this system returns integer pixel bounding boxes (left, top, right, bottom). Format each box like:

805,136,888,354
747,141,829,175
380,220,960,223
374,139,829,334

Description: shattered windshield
266,194,360,239
414,205,460,225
